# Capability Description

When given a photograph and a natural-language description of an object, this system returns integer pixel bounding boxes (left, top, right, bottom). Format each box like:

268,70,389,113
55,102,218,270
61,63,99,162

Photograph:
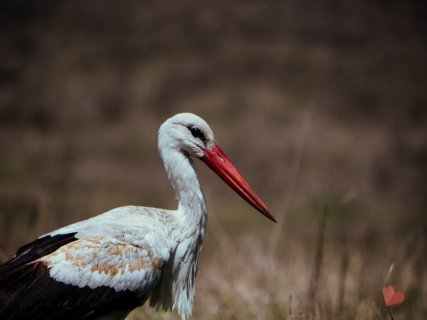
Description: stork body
0,113,274,320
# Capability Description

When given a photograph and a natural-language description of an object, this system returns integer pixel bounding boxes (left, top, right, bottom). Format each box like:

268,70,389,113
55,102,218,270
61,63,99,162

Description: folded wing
0,233,166,320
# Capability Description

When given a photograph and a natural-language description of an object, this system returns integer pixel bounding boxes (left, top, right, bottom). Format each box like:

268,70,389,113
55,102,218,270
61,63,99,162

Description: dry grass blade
269,108,312,258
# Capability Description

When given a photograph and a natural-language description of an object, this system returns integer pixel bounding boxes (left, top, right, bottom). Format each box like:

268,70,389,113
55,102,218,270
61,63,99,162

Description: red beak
201,144,276,222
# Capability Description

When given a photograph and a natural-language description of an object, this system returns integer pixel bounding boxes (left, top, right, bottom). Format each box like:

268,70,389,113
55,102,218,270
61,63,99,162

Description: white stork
0,113,275,320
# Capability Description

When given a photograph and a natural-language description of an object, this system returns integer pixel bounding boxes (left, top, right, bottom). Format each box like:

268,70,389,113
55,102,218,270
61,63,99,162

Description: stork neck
156,141,207,319
162,150,207,217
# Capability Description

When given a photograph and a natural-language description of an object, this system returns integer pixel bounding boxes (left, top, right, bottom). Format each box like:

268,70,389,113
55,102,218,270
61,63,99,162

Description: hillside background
0,1,426,319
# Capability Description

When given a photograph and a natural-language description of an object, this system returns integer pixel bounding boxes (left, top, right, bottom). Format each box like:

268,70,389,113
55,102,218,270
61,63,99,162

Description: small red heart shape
383,285,405,306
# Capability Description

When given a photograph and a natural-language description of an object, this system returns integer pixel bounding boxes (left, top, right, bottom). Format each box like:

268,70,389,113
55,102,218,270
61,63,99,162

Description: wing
0,233,78,276
0,235,166,320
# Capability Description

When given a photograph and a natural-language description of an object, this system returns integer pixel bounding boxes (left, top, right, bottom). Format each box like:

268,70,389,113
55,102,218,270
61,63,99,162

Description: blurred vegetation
0,0,426,319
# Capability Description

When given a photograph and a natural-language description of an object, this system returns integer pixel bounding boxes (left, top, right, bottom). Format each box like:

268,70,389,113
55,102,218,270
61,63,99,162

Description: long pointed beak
201,144,276,222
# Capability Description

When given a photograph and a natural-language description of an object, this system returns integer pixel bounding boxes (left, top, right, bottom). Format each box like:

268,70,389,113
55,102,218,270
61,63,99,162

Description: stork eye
189,127,206,142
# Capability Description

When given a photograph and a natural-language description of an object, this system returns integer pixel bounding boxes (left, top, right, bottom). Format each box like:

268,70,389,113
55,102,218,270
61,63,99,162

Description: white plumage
0,113,275,320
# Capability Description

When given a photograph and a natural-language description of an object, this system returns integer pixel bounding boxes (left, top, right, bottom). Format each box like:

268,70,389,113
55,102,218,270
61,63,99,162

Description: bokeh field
1,1,426,319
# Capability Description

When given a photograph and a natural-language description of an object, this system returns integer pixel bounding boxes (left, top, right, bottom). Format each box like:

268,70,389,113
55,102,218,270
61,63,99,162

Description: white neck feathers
156,126,208,319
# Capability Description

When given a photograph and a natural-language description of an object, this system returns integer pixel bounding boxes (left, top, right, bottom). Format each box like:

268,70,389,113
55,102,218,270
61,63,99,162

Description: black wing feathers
1,262,141,320
0,233,77,276
0,233,148,320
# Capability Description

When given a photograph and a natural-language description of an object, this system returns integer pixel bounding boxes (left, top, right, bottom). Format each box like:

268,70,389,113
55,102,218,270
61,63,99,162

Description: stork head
158,113,276,222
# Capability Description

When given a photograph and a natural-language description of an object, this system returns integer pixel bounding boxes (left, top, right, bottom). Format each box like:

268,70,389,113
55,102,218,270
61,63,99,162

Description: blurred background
0,1,426,319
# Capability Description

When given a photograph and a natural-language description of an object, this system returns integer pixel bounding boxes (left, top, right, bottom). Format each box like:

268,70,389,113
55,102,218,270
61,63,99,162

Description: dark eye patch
188,126,206,142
